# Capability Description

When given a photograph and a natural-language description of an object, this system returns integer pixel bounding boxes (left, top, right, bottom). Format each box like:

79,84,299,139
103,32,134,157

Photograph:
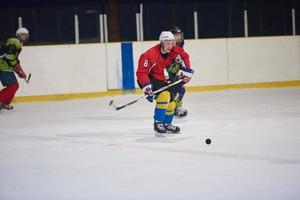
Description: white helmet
16,27,29,36
159,31,175,42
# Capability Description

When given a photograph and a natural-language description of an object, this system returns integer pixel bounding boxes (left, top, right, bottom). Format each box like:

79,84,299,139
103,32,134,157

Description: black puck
205,138,211,144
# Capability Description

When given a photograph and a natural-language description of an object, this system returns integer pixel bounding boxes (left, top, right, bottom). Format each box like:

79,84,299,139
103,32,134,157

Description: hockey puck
205,138,211,144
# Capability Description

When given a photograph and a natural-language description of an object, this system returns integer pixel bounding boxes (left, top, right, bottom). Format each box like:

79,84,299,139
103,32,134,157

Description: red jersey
136,44,190,87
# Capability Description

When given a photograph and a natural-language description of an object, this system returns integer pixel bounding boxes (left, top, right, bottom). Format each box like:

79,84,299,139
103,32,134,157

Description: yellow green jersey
0,38,22,72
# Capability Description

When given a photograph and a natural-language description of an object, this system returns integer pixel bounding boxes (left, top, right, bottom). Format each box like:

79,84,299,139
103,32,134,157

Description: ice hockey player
167,26,189,117
136,31,192,135
0,27,29,111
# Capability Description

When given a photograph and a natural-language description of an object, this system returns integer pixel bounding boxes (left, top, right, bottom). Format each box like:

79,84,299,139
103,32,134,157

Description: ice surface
1,87,300,200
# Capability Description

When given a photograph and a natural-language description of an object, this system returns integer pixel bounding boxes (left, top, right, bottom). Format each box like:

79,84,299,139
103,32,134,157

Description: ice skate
0,103,14,110
154,121,166,137
174,107,187,118
165,124,181,134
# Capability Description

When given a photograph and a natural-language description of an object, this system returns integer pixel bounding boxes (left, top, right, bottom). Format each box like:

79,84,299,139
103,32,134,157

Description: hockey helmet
170,26,184,47
159,31,175,42
16,27,29,42
16,27,29,36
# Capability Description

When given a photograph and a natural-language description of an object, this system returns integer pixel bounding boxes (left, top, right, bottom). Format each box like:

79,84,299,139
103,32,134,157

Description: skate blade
0,108,13,112
166,131,181,134
155,132,166,137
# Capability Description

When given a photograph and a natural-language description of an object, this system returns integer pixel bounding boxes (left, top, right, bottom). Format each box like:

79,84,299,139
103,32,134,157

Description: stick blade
108,100,126,111
109,100,118,111
26,73,31,83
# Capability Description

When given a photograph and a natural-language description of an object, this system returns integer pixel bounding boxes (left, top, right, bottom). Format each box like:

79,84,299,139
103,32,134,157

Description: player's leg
0,71,19,110
174,83,187,117
153,90,170,133
149,77,181,134
161,83,181,133
145,77,169,133
164,100,180,133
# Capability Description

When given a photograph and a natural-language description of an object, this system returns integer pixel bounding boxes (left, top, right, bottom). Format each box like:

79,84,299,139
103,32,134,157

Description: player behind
167,26,189,117
136,31,192,135
0,27,29,110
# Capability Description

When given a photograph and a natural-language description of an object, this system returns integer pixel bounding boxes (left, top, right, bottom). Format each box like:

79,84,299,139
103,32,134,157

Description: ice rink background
1,87,300,200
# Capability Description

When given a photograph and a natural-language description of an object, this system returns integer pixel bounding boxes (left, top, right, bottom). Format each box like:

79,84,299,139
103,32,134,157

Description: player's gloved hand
14,64,27,79
181,67,194,83
182,76,191,83
143,84,155,103
17,70,27,79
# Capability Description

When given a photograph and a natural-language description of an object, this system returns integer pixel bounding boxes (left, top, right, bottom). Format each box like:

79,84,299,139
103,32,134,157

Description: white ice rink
1,87,300,200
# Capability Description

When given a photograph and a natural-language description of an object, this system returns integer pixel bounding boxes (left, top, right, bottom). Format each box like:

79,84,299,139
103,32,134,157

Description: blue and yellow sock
154,91,170,122
164,101,176,124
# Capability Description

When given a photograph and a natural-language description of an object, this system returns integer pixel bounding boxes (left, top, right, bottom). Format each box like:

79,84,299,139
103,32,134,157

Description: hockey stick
109,79,183,111
25,73,31,83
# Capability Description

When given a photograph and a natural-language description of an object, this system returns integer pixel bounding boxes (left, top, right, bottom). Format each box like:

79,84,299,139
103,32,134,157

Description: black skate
154,121,166,134
174,107,187,118
165,124,181,134
0,103,13,110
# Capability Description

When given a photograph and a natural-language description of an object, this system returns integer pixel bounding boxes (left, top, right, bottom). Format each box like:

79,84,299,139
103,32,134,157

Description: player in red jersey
136,31,192,135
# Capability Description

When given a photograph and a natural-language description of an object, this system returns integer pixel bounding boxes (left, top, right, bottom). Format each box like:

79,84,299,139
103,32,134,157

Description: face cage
18,33,29,43
161,40,175,47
